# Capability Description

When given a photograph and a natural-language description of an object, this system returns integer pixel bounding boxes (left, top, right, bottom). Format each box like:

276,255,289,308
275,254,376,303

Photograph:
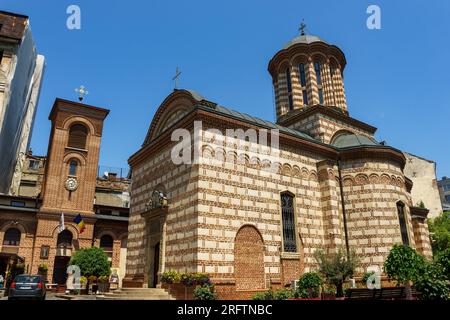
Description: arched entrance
53,230,73,284
234,225,265,290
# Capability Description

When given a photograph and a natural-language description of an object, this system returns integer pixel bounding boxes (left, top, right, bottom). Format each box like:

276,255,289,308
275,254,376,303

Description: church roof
200,104,317,142
331,133,379,148
283,34,327,49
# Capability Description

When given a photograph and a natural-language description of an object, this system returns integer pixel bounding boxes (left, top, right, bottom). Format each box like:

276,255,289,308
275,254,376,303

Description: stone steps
96,288,175,300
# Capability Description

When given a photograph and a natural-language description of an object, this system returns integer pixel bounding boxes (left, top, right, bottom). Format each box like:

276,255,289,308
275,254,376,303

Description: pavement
0,291,66,300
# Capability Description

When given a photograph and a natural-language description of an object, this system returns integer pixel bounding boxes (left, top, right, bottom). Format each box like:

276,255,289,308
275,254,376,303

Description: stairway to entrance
97,288,175,300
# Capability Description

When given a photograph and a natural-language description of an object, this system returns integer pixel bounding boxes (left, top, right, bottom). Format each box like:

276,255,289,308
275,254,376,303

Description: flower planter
98,282,110,293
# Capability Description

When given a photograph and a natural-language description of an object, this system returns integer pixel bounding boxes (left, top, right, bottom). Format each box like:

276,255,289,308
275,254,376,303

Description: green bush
435,248,450,279
428,212,450,256
384,245,426,285
69,247,111,277
180,272,195,286
193,284,217,300
38,263,48,273
251,290,273,300
193,273,211,286
415,261,449,300
273,288,294,300
161,270,181,284
297,272,323,298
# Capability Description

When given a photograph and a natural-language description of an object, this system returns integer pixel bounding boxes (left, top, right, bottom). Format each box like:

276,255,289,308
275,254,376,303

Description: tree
384,245,426,300
69,247,111,278
435,247,450,279
414,261,449,300
428,212,450,256
314,248,359,297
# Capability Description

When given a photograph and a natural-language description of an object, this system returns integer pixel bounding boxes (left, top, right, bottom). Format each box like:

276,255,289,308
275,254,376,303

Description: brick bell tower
31,98,109,278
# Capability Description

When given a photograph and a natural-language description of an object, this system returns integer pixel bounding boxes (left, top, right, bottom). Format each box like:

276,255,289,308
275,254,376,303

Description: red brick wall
234,225,265,291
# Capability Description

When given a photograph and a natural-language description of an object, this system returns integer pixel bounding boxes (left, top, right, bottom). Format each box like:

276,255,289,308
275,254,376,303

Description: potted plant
180,272,195,299
88,275,98,294
38,263,48,281
321,284,337,300
161,270,180,295
297,272,323,299
97,276,110,293
79,276,88,294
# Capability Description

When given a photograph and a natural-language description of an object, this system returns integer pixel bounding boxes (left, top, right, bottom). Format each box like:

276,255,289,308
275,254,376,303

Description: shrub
79,276,87,285
414,261,449,301
38,263,48,273
180,272,195,286
273,288,294,300
252,290,273,300
297,272,323,298
161,270,181,284
193,273,211,286
69,247,111,278
435,248,450,279
193,284,217,300
384,245,426,300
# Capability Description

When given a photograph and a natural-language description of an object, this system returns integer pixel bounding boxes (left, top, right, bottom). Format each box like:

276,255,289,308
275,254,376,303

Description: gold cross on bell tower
299,19,306,36
172,66,182,90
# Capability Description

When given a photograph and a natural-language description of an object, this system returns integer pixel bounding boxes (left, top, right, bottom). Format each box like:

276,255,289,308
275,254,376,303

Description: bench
346,286,420,300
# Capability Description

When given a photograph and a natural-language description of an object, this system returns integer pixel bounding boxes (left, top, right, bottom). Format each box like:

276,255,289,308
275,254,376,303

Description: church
123,29,433,299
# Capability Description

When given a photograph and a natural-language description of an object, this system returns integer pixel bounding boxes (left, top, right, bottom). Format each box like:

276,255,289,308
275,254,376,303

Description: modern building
438,176,450,211
0,10,45,195
403,152,443,218
123,30,433,299
0,98,129,287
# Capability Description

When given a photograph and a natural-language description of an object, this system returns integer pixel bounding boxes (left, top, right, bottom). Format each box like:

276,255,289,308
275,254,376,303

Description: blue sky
3,0,450,177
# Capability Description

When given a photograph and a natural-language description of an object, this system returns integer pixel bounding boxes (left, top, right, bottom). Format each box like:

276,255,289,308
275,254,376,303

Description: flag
58,213,65,233
73,214,86,234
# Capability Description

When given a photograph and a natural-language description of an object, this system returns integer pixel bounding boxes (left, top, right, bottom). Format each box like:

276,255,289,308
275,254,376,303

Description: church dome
283,34,327,49
331,133,379,148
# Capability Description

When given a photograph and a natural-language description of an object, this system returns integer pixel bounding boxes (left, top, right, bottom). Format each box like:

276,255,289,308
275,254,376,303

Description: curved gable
143,89,215,145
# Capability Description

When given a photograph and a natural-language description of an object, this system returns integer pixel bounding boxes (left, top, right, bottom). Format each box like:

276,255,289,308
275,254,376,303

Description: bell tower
268,26,348,123
39,98,109,216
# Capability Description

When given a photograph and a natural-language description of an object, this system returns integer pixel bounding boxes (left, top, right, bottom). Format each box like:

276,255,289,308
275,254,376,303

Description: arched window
281,193,297,252
396,202,410,246
57,229,73,248
329,64,337,105
68,124,88,149
298,63,309,105
314,61,324,104
100,235,114,250
100,235,114,261
285,68,294,111
69,160,78,176
3,228,21,246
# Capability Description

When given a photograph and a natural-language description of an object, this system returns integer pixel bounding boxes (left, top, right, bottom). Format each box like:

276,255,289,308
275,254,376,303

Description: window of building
285,68,294,110
10,201,26,207
445,195,450,202
396,202,410,246
28,160,40,170
69,160,78,176
57,230,73,248
100,235,114,263
314,62,324,104
281,193,297,252
329,65,337,105
68,124,88,149
40,245,50,259
3,228,21,246
298,63,309,105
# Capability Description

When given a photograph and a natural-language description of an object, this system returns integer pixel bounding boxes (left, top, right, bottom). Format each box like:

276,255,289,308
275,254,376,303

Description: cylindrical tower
268,30,348,122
